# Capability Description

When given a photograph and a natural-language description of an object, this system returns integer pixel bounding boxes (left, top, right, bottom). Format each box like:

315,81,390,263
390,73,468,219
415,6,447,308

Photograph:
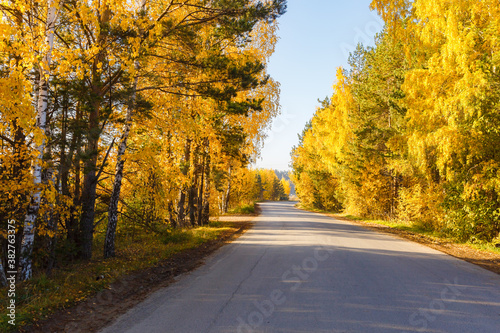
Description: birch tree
19,0,58,281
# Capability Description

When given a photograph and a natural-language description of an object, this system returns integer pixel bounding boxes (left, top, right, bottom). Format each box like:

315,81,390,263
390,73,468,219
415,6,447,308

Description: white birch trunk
19,1,57,281
104,67,137,258
104,0,147,258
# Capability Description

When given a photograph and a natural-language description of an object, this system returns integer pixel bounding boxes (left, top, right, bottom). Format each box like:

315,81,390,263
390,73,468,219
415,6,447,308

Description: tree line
292,0,500,244
226,168,290,210
0,0,287,285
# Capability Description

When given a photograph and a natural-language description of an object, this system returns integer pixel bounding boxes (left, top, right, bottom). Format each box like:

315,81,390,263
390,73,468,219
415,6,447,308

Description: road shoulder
297,206,500,276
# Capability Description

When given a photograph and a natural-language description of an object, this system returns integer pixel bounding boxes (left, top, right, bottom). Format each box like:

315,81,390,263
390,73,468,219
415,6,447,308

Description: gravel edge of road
315,210,500,276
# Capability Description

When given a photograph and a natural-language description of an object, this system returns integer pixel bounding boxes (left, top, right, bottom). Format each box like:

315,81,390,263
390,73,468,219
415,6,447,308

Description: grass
228,202,256,215
464,240,500,254
0,222,233,332
339,214,500,255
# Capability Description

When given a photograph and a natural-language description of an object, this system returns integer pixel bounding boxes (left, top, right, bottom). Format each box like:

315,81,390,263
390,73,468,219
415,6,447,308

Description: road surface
100,201,500,333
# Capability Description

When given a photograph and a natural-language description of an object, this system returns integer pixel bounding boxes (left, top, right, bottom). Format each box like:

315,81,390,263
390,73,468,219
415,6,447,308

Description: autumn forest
0,0,287,286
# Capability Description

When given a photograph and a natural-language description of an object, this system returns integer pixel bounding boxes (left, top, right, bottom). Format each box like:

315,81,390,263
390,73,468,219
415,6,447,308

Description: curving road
100,201,500,333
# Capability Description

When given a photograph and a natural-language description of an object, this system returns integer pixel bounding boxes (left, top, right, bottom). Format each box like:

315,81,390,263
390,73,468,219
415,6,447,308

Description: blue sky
252,0,384,171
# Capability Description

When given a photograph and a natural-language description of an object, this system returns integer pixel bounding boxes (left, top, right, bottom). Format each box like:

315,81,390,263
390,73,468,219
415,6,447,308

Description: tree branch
93,138,115,185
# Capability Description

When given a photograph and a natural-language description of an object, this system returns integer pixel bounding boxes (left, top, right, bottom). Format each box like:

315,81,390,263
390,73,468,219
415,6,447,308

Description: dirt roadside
18,218,254,333
331,214,500,276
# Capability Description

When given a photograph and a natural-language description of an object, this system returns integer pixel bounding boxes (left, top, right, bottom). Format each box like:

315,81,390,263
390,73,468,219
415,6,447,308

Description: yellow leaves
0,0,284,250
246,21,279,64
370,0,414,42
120,18,131,33
37,229,56,238
397,181,445,227
280,178,291,196
307,67,356,169
400,0,500,182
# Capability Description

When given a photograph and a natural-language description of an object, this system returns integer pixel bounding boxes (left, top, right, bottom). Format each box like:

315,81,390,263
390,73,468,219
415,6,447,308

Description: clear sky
252,0,384,171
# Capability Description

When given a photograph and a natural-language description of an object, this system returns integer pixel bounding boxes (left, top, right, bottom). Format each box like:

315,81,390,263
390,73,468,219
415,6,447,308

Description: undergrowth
228,202,256,215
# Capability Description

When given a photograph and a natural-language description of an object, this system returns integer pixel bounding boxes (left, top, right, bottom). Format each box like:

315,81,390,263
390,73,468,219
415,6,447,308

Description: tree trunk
104,66,138,259
177,191,186,228
68,147,81,248
66,103,82,250
177,139,192,228
201,141,211,226
196,148,206,226
79,166,98,260
19,1,57,281
78,6,111,260
188,178,197,226
103,0,147,259
79,95,103,260
223,166,232,214
168,202,176,228
188,145,200,226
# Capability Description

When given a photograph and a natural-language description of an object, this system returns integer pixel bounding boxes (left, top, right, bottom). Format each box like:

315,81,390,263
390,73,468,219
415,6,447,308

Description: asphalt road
100,201,500,333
